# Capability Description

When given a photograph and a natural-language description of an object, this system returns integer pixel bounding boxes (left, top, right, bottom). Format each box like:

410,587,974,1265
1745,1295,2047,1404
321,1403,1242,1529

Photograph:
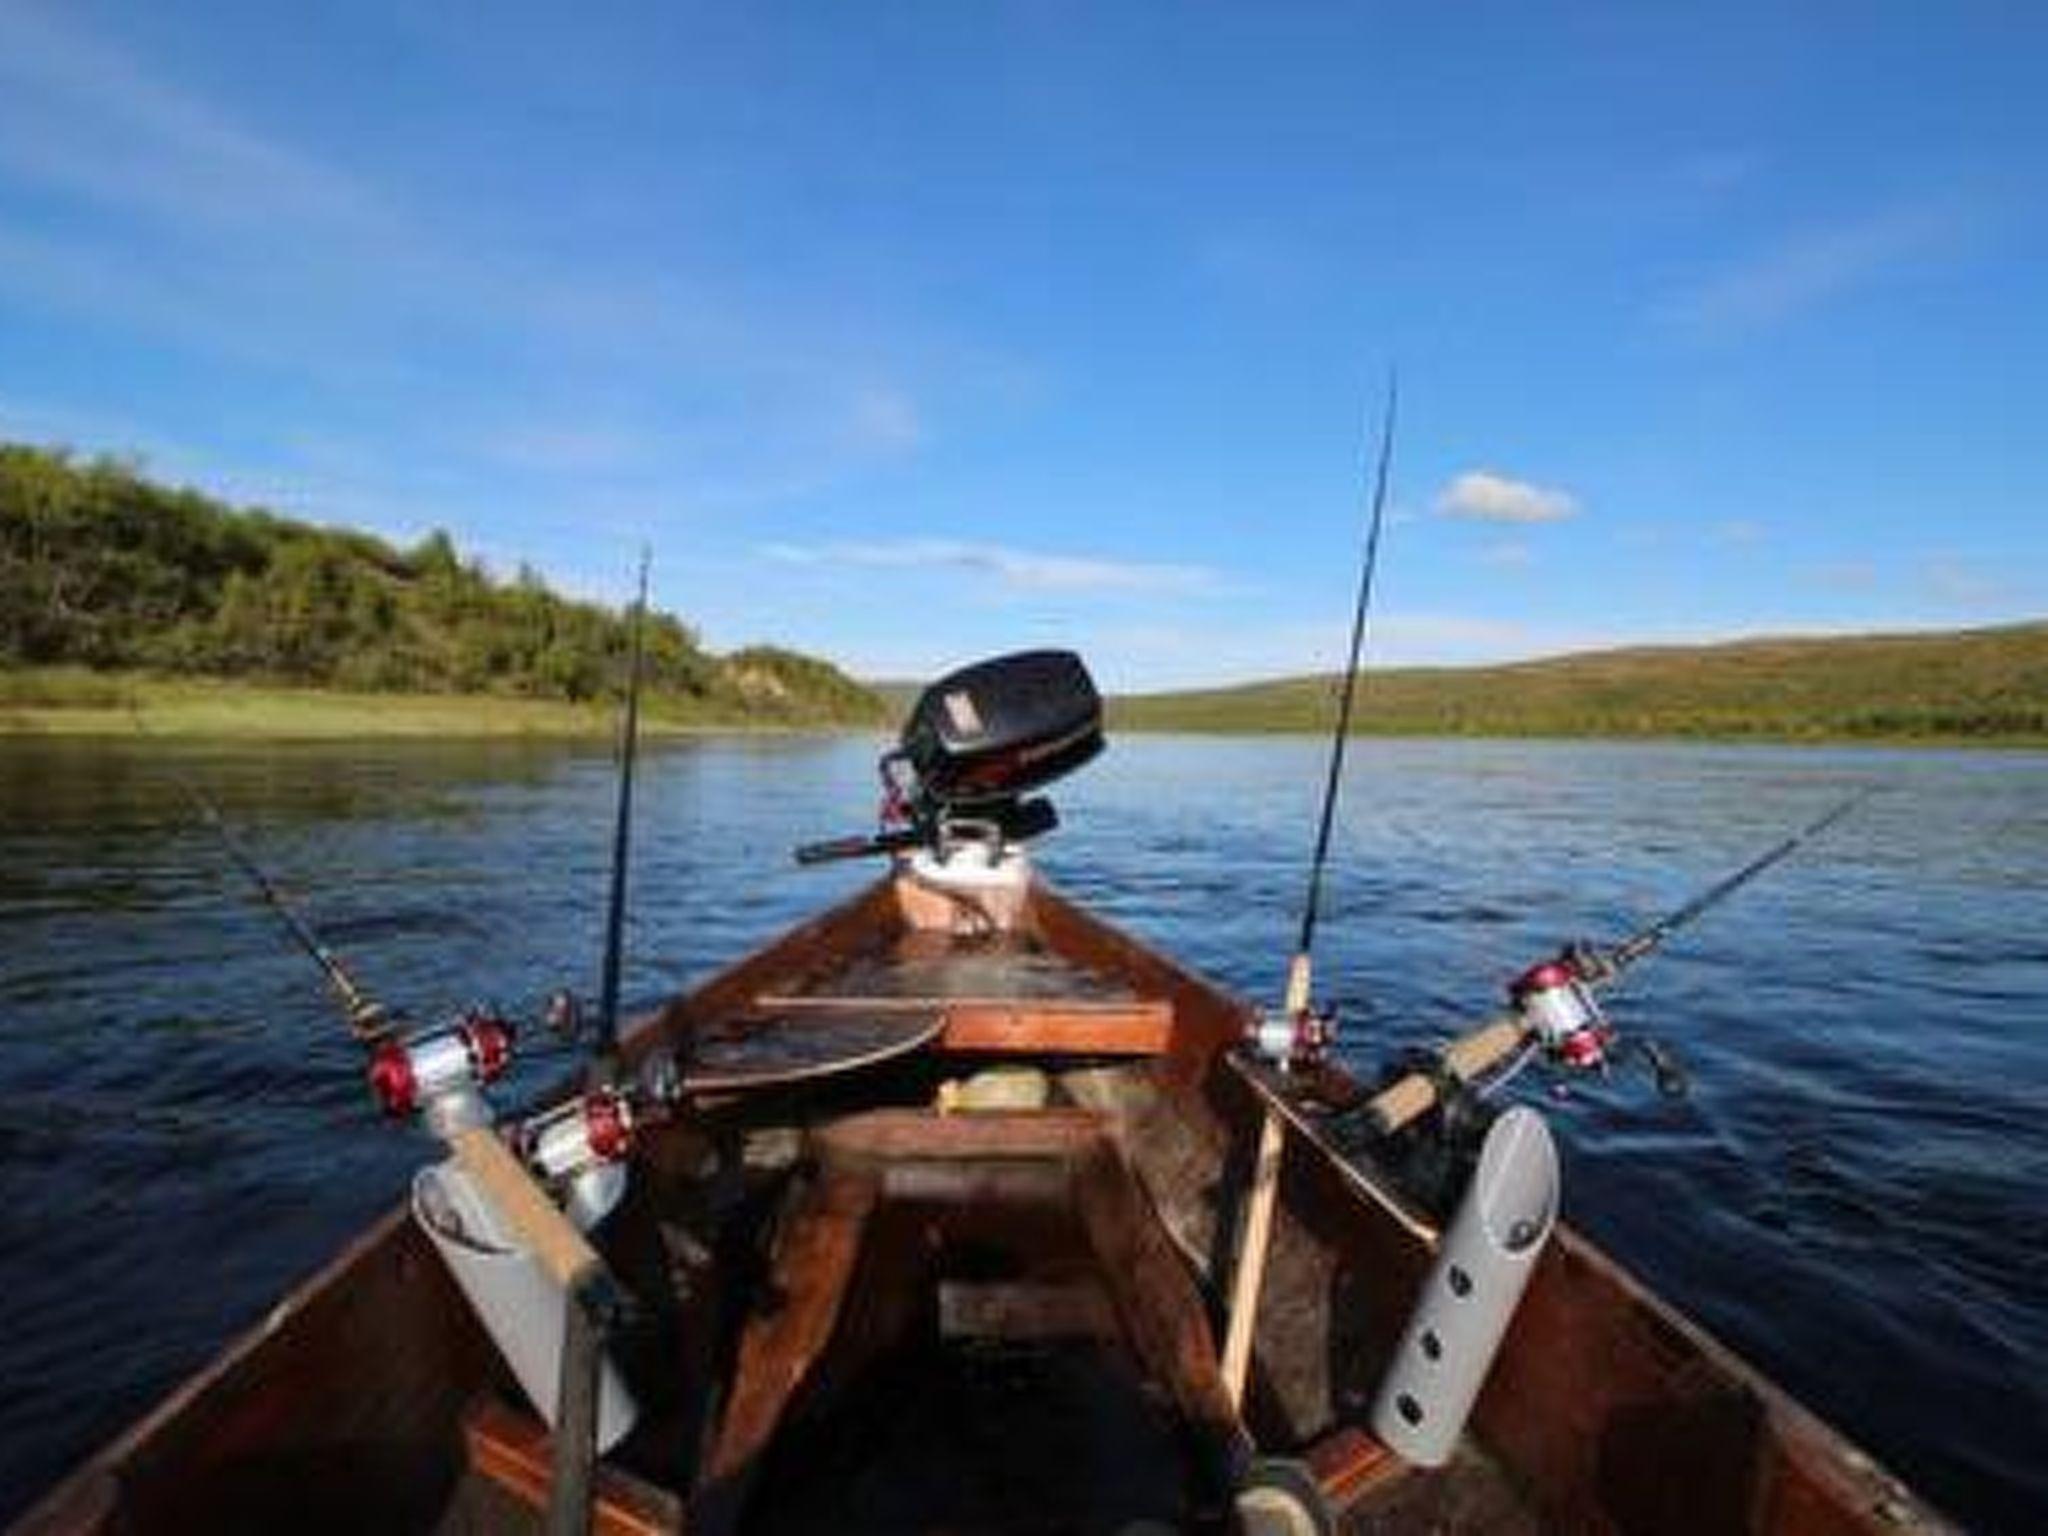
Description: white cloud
760,540,1215,595
1657,198,1978,342
1435,470,1580,525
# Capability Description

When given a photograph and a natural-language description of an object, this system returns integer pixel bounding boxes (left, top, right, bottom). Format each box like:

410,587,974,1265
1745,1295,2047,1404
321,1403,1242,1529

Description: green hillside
1110,624,2048,743
0,444,885,730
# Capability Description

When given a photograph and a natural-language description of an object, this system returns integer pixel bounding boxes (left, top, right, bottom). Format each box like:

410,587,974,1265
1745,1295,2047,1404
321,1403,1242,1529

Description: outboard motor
797,650,1104,935
797,649,1104,866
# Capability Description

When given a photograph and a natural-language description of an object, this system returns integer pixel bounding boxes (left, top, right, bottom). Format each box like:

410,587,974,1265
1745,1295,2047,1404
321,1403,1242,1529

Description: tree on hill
0,443,882,722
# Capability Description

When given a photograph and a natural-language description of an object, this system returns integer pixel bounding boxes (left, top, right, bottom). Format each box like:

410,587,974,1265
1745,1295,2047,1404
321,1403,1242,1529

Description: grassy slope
1109,622,2048,743
0,668,888,738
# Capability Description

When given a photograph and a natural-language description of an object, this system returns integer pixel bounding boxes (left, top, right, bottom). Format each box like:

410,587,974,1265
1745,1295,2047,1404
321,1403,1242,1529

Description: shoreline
4,699,2042,752
4,670,2042,749
0,672,884,740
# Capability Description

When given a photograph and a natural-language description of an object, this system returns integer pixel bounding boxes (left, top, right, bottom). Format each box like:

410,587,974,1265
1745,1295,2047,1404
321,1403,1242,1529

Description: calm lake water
1,733,2043,1529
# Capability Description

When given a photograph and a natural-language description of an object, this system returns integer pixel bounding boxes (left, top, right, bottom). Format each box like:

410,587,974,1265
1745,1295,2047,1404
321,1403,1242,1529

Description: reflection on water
1,733,2044,1529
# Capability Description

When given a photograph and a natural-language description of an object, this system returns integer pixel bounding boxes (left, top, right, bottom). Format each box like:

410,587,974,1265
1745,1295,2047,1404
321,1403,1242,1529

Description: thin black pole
1607,789,1873,970
590,548,651,1087
1294,372,1399,964
142,712,387,1040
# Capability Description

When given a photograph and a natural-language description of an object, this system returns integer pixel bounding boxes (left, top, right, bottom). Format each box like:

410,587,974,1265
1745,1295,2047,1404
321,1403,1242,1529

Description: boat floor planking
13,871,1943,1534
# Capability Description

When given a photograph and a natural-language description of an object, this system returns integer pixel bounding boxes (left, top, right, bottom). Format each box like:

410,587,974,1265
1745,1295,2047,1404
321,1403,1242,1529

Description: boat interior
17,865,1937,1535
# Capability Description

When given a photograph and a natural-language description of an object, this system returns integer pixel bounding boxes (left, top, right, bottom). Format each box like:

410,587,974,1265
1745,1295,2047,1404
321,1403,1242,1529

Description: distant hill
0,443,885,726
1109,624,2048,742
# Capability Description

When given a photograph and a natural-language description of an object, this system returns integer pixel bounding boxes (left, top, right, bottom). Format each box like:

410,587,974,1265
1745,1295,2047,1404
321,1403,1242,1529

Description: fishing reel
1508,945,1684,1098
1509,948,1615,1071
1247,1004,1337,1073
366,1007,515,1132
513,1054,684,1229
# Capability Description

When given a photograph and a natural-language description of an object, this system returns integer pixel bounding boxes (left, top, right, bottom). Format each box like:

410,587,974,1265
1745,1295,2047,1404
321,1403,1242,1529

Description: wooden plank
936,1280,1118,1340
1069,1136,1249,1492
749,994,1172,1057
693,1169,879,1536
462,1398,683,1536
812,1107,1107,1165
940,1000,1172,1055
1303,1425,1407,1510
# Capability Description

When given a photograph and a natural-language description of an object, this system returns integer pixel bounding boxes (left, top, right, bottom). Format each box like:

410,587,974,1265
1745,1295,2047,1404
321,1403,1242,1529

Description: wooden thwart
752,993,1174,1057
463,1399,681,1536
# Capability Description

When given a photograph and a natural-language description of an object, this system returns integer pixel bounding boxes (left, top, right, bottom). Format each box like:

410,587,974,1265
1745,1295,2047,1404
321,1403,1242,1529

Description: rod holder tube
1369,1107,1559,1466
413,1161,638,1452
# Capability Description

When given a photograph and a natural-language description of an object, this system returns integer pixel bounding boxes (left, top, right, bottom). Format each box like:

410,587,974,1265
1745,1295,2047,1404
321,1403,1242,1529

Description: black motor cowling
794,650,1103,865
898,649,1103,816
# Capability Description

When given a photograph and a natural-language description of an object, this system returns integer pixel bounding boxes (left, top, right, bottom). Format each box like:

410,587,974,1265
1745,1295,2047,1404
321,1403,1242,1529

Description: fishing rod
590,545,651,1089
527,548,664,1536
169,768,392,1043
142,695,647,1535
1364,788,1877,1136
1597,789,1873,976
516,548,680,1225
140,710,528,1135
1243,371,1398,1067
1220,371,1399,1406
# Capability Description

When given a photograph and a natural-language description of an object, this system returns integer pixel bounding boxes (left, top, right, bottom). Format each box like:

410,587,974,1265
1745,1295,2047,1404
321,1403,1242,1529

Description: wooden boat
13,866,1943,1533
13,650,1944,1534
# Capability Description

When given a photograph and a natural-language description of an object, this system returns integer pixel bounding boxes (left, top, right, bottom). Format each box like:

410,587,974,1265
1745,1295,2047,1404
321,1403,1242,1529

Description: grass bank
1109,622,2048,747
0,668,884,738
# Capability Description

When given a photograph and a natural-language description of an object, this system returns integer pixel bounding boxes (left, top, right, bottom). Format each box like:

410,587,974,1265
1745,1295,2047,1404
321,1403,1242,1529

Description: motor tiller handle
1366,1015,1529,1135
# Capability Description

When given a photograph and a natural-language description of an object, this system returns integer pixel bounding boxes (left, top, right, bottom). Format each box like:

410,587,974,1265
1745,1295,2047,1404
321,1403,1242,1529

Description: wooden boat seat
755,928,1176,1057
457,1396,681,1535
690,1109,1244,1534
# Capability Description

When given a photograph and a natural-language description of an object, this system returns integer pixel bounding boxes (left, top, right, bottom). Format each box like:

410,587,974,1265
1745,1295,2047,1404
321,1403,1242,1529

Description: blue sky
1,2,2042,689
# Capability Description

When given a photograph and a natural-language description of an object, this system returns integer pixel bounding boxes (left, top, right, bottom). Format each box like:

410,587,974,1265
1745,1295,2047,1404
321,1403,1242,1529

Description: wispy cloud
0,5,957,518
1657,198,1979,342
1478,539,1534,568
0,3,393,241
1808,559,1879,592
760,539,1216,595
1435,470,1580,524
838,385,923,455
1092,611,1630,691
1678,150,1757,196
1711,518,1764,547
1922,558,2013,609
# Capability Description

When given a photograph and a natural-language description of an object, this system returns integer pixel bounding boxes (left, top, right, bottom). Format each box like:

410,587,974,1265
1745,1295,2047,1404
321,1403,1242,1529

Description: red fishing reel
1508,952,1614,1071
366,1008,514,1117
1248,1005,1336,1073
519,1086,639,1183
